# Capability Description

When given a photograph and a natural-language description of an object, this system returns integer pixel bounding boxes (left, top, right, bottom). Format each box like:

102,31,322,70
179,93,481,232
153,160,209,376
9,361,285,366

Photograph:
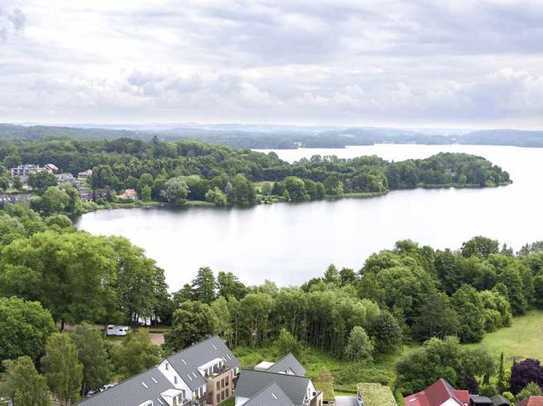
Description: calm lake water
76,144,543,290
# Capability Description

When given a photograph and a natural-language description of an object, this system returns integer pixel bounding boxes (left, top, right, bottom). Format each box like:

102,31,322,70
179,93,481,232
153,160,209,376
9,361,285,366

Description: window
221,378,224,388
216,382,220,390
174,376,177,385
226,389,229,397
216,393,220,403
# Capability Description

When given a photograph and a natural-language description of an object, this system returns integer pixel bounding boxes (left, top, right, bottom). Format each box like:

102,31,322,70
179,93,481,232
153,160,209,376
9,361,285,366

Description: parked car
105,325,130,336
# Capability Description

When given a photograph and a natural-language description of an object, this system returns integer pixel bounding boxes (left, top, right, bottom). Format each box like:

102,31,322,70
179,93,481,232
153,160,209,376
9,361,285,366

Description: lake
76,144,543,290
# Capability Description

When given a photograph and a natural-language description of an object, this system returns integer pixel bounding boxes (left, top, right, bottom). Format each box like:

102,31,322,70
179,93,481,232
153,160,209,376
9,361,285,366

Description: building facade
80,336,240,406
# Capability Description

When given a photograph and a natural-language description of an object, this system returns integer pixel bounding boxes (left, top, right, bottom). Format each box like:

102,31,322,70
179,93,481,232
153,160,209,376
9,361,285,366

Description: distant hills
1,123,543,149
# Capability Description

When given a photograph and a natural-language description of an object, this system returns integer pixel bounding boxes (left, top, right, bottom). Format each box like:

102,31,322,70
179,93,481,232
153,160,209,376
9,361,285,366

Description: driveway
335,396,358,406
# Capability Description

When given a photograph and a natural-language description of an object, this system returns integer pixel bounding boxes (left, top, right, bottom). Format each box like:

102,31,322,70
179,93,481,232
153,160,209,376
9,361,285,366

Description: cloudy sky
1,0,543,128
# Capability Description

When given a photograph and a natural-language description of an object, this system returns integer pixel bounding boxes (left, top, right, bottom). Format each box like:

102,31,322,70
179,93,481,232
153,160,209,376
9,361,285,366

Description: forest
0,137,511,210
3,123,543,149
1,199,543,403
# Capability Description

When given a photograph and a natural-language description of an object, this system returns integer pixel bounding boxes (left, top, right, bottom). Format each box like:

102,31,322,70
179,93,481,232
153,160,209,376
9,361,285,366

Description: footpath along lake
76,144,543,289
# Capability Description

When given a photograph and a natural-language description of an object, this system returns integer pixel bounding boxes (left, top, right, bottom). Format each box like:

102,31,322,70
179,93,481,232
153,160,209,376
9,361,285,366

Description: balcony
204,365,230,379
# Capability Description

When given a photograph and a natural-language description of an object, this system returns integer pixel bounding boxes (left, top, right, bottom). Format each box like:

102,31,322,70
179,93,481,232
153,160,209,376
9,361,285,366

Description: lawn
468,310,543,364
357,383,397,406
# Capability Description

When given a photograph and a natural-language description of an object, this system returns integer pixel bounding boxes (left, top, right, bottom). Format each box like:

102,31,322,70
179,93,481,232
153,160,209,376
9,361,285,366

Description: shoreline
78,181,512,215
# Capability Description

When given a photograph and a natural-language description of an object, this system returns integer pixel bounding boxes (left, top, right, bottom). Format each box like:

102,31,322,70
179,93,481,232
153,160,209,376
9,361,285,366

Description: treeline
0,205,171,403
162,236,543,398
166,237,543,355
166,267,402,360
3,123,543,149
0,137,510,207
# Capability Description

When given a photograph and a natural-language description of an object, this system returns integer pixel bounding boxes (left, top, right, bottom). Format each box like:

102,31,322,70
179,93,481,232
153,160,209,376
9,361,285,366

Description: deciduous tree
344,326,373,361
165,301,218,351
72,323,112,395
275,328,303,359
0,297,55,364
42,333,83,406
0,356,51,406
112,330,161,379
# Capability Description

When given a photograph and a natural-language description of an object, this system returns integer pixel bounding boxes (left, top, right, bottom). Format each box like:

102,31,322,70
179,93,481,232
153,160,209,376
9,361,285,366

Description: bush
516,382,543,402
510,359,543,394
344,326,373,361
275,328,303,359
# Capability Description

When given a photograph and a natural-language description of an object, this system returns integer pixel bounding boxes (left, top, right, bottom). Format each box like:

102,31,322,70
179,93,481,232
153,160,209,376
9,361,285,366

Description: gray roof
244,382,294,406
167,336,240,391
80,336,239,405
268,353,306,376
491,395,511,406
79,366,174,406
236,370,310,406
470,394,493,405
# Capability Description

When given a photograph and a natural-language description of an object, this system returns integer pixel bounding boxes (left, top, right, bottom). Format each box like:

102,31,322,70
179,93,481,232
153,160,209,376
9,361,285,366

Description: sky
1,0,543,129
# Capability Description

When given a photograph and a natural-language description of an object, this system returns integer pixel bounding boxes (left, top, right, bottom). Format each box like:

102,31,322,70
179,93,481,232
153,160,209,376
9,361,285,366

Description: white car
105,324,130,336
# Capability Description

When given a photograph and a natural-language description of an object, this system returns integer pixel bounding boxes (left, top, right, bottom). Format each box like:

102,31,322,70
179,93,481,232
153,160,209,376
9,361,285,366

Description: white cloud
1,0,543,128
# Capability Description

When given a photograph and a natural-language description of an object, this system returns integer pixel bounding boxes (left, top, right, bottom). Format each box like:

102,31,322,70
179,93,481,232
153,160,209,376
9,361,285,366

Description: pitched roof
470,394,493,405
519,396,543,406
268,353,306,376
79,366,174,406
80,336,239,405
236,369,310,406
491,395,511,406
404,379,469,406
243,382,295,406
166,336,240,391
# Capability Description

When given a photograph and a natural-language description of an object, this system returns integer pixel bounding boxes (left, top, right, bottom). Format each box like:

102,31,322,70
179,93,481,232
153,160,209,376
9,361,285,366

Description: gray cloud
1,0,543,128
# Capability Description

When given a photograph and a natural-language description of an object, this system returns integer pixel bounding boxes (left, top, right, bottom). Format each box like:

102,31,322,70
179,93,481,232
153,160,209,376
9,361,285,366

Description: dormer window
174,376,177,384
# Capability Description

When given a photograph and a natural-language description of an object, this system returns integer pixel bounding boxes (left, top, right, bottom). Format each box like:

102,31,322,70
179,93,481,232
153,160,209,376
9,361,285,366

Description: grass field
468,310,543,364
234,344,416,393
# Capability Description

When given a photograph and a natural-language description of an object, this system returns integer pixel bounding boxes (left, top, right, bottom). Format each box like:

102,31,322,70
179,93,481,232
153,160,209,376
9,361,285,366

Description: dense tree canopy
0,213,169,329
353,238,534,344
0,137,510,208
0,297,55,365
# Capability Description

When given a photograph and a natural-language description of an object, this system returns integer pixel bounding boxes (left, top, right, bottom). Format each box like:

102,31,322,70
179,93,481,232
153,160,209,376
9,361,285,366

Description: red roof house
404,379,470,406
519,397,543,406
